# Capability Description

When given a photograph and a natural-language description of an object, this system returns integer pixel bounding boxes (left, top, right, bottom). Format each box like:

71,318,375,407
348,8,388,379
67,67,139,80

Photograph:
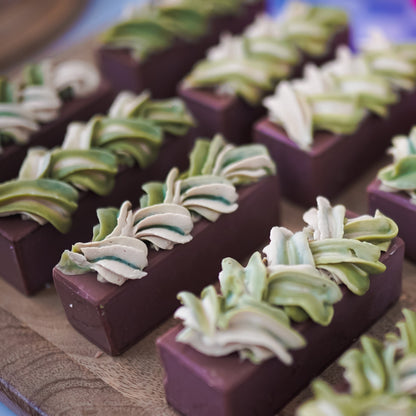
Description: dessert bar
158,198,402,416
0,91,196,295
180,2,350,143
98,0,264,97
255,36,416,206
0,60,114,182
368,180,416,262
368,126,416,262
255,90,416,206
53,176,279,355
53,136,279,355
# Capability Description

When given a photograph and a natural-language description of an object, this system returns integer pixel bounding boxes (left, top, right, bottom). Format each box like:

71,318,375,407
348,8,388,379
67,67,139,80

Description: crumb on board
94,350,104,359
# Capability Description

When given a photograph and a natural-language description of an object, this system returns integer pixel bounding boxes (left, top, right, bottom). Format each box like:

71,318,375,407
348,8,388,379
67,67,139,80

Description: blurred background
0,0,415,414
1,0,416,72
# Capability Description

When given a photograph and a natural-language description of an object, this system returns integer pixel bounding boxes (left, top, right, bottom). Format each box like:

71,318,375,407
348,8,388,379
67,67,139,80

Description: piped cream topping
263,37,416,149
0,104,39,144
263,81,314,150
0,59,100,151
52,60,100,98
67,236,148,286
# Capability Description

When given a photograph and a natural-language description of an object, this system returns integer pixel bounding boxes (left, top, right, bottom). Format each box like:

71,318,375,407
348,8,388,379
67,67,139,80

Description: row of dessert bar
0,0,416,414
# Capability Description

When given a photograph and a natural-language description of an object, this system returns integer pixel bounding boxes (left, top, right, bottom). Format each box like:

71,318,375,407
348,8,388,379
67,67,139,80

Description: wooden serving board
1,35,416,415
0,154,415,416
0,0,86,70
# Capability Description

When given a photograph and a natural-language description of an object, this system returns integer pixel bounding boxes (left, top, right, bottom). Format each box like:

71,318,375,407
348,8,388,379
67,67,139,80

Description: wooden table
1,40,415,415
0,0,86,71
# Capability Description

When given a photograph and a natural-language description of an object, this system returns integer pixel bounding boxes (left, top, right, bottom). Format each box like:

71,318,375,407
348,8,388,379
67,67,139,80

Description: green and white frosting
297,309,416,416
0,91,194,233
0,60,100,152
378,126,416,203
0,178,78,233
57,134,276,285
102,0,257,60
174,196,397,364
361,29,416,91
263,35,416,150
176,254,307,365
183,1,348,106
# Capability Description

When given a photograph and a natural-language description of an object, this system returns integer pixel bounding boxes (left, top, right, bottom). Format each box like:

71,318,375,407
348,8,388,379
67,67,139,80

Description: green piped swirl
140,134,275,221
0,77,38,150
88,116,163,168
0,77,14,103
378,126,416,202
297,309,416,416
108,91,195,137
0,178,78,233
265,3,348,58
183,35,293,106
263,227,342,325
300,196,397,295
364,49,416,91
19,147,118,196
58,135,275,283
174,196,397,365
175,263,306,365
187,134,276,185
183,2,348,105
101,4,207,60
310,238,385,295
141,167,239,222
101,0,257,60
63,90,194,169
0,90,193,232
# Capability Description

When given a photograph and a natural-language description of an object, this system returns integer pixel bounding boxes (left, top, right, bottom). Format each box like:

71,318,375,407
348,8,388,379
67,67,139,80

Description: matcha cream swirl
57,134,276,285
0,59,100,151
263,37,416,150
0,91,194,233
174,196,397,364
297,309,416,416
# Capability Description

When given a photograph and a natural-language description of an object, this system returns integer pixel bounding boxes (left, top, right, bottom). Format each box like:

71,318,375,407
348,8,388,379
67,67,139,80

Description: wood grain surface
1,37,416,415
0,0,86,70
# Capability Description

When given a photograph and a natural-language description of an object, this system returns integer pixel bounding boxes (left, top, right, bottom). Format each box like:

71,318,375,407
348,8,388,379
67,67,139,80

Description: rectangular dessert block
0,82,115,183
368,178,416,262
179,27,350,144
97,1,265,98
254,88,416,207
53,175,280,356
0,132,195,296
157,236,404,416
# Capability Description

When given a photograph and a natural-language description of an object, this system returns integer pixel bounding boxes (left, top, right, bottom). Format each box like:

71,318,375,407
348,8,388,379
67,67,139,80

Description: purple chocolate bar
0,82,115,183
98,1,265,98
157,236,404,416
179,27,350,144
254,88,416,207
53,175,280,355
368,178,416,262
0,132,195,296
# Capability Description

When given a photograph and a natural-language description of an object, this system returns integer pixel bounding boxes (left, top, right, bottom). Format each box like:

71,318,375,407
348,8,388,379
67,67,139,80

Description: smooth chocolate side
179,27,350,144
368,178,416,262
97,1,265,98
157,237,404,416
0,82,116,183
0,131,196,296
53,175,280,355
254,88,416,207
